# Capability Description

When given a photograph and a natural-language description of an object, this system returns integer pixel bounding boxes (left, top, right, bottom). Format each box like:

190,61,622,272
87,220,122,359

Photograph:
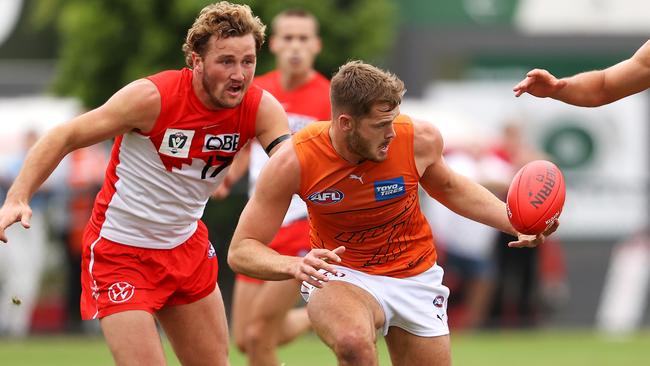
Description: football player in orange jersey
215,9,330,366
229,60,558,366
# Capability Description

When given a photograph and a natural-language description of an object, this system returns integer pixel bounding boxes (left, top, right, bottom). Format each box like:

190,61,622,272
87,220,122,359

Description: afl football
506,160,565,235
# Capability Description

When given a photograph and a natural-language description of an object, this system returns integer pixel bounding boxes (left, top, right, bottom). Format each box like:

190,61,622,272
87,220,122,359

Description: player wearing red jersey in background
513,40,650,106
0,2,291,365
229,61,558,366
213,9,330,365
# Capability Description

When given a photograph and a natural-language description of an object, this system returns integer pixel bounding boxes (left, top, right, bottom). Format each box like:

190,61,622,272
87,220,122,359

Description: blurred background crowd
0,0,648,339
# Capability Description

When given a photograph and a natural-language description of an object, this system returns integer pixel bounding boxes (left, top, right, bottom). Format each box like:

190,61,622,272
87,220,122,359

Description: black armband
264,134,291,155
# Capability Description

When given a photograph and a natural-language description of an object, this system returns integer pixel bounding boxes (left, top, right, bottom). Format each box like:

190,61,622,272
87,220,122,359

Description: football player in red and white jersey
213,9,330,365
0,2,291,365
514,40,650,106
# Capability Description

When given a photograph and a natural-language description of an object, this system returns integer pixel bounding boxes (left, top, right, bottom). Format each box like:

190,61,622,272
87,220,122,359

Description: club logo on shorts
108,282,136,303
308,189,344,205
374,177,405,201
159,129,195,158
433,295,445,308
207,242,216,259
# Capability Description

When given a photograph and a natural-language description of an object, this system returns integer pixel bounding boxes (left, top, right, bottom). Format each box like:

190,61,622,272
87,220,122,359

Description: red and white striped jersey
88,68,262,249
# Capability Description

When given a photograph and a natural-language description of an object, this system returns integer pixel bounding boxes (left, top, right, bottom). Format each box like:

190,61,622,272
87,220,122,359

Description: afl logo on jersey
160,129,195,158
308,189,344,205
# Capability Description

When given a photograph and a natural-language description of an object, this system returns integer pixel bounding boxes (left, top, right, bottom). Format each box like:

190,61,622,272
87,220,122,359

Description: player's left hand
508,220,559,248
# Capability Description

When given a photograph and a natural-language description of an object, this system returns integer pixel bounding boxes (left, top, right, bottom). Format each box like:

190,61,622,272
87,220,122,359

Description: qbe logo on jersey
160,129,195,158
202,133,240,153
374,177,405,201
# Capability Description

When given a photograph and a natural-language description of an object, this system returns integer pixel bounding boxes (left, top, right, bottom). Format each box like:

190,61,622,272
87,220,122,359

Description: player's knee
244,318,273,350
331,330,375,363
234,335,247,354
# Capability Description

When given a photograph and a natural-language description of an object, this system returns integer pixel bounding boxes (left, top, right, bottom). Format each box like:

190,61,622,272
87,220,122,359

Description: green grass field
0,330,648,365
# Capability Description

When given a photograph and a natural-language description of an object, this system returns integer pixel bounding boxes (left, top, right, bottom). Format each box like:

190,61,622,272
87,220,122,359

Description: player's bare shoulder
257,137,301,194
102,78,161,134
411,117,444,173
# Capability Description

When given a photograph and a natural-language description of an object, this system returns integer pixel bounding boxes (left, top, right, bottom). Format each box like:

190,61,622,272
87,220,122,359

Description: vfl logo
348,174,364,184
433,295,445,308
159,129,195,158
108,282,135,303
169,132,188,154
202,133,240,153
374,177,406,201
308,189,344,205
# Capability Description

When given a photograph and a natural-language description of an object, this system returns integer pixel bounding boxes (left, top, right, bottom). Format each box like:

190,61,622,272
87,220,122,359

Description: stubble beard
347,128,382,163
202,74,244,109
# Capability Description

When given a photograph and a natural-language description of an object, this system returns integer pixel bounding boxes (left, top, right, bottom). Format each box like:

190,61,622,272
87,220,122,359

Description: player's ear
191,52,203,72
269,35,278,54
338,113,354,132
314,36,322,55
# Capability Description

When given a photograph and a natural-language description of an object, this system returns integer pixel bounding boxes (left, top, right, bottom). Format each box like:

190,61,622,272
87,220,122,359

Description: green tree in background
32,0,397,109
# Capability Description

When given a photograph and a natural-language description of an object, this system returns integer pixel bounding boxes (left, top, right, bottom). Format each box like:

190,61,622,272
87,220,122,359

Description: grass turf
0,330,647,365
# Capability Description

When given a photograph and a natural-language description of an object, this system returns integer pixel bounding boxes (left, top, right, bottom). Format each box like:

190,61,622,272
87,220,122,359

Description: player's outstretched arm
0,79,161,243
414,119,554,247
228,142,344,287
514,40,650,106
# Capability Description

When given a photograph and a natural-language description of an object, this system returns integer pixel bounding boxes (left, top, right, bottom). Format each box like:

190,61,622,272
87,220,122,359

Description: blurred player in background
513,40,650,106
229,61,557,366
0,130,51,337
0,2,291,365
213,9,330,365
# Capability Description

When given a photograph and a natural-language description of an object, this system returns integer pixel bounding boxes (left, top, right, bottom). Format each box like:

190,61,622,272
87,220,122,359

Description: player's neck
279,69,314,91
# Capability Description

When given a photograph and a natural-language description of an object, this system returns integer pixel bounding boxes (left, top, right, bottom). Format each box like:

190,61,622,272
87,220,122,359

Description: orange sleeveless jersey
293,115,437,278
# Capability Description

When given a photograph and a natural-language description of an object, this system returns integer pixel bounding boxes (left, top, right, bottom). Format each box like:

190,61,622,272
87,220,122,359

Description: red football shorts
80,220,218,320
236,218,310,284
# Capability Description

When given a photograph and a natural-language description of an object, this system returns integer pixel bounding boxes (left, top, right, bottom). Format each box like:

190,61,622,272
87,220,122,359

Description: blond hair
330,61,405,118
182,1,266,67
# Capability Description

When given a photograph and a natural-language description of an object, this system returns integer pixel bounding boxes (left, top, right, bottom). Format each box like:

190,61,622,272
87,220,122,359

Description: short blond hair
330,61,405,119
182,1,266,67
271,9,319,35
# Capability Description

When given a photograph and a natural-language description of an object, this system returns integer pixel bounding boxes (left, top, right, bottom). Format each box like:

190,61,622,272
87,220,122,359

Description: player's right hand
294,246,346,288
0,201,32,243
513,69,567,98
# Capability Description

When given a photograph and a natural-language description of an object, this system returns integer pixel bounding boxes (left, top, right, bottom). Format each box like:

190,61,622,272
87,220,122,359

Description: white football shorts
300,264,450,337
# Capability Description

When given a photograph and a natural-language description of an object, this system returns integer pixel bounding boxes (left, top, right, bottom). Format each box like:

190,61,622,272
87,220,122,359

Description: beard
346,127,385,163
201,74,245,109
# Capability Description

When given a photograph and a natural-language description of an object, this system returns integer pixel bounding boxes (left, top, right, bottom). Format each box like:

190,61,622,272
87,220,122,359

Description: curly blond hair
182,2,266,67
